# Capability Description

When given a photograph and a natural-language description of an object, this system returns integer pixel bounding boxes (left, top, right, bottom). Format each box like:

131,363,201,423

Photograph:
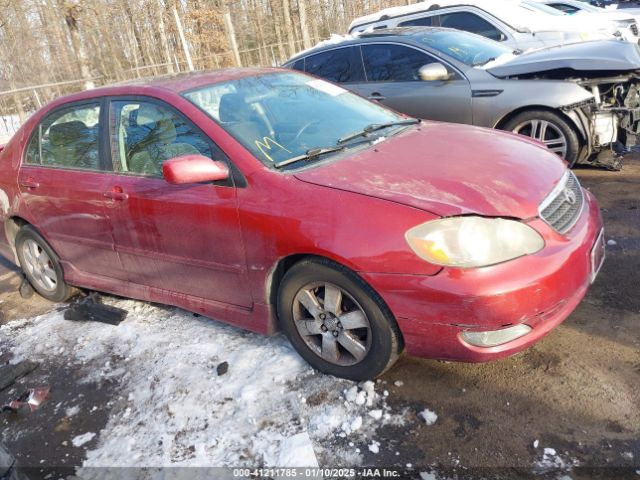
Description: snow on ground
1,297,408,468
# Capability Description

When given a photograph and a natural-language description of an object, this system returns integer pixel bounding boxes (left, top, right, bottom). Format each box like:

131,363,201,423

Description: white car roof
348,0,614,33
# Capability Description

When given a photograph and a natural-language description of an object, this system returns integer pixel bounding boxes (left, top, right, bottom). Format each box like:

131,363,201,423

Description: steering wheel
292,120,322,143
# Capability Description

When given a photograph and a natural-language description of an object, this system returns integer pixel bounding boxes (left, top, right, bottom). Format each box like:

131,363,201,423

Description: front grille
539,171,584,235
632,23,639,36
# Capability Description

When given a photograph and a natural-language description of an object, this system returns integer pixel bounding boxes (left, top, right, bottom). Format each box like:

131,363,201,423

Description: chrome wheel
21,239,57,292
293,282,372,366
512,119,568,158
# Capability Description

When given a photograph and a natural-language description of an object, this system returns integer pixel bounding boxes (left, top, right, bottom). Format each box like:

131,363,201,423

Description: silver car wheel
512,119,568,158
292,282,372,366
21,239,58,292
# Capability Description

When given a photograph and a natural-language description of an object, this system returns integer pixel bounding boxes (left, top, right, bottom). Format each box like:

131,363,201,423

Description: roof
285,27,449,63
44,67,282,107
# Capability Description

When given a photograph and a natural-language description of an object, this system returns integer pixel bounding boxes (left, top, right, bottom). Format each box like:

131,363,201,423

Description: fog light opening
461,324,532,347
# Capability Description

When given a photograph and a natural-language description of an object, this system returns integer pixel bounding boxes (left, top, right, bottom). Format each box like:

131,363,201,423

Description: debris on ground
418,409,438,426
64,293,127,325
0,360,38,392
216,361,228,376
1,386,50,413
18,275,33,299
607,239,618,246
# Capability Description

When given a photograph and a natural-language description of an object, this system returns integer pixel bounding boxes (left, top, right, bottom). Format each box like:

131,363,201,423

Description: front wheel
277,258,400,380
15,225,75,302
502,110,581,167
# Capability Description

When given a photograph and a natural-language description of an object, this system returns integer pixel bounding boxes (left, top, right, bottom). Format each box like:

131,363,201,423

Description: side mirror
418,63,451,82
163,154,229,184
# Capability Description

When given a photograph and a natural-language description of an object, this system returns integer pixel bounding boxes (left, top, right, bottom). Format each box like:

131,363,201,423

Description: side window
361,44,437,82
439,12,505,41
549,3,580,13
25,103,104,170
399,15,435,27
110,100,213,177
304,47,365,83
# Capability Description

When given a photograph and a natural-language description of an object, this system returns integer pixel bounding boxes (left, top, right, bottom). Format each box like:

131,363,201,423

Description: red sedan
0,69,604,380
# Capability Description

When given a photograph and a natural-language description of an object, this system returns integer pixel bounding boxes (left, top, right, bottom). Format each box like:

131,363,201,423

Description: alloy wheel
21,239,58,292
292,282,372,366
512,119,568,158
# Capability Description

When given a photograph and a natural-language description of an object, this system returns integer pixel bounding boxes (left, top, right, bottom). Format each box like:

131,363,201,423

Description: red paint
0,68,603,362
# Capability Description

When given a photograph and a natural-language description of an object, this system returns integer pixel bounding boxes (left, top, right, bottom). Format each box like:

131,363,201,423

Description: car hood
487,40,640,77
294,123,566,219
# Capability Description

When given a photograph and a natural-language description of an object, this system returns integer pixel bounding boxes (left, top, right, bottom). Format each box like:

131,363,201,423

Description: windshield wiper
273,146,345,169
337,118,421,145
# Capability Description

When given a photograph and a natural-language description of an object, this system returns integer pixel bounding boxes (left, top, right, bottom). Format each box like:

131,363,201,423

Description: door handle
103,188,128,201
368,92,386,101
20,179,40,189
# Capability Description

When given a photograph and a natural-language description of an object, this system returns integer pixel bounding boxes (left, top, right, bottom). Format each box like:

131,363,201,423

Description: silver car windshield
183,72,404,167
415,31,513,66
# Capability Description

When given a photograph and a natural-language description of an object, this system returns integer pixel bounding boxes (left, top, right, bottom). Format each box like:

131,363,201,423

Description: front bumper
361,189,603,362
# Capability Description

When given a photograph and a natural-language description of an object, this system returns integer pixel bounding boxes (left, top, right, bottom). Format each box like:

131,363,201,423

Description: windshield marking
255,136,292,163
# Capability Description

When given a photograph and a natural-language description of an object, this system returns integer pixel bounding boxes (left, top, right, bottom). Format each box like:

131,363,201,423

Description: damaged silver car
285,27,640,167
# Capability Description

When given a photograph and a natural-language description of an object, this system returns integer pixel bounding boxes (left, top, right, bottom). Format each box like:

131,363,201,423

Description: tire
15,225,75,302
502,110,581,167
277,258,401,380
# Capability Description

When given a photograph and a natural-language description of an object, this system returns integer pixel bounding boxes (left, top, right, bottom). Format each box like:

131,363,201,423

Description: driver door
349,43,473,124
102,98,252,308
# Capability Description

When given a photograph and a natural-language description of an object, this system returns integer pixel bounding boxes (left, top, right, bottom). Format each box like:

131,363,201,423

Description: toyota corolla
0,69,604,380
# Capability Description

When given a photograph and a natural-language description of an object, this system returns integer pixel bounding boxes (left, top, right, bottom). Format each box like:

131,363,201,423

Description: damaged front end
579,74,640,151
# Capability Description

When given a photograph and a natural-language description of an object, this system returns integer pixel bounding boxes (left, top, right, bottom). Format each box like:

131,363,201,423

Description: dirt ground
0,159,639,479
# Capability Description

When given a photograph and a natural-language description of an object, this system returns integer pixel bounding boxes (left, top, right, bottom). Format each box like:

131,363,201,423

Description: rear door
352,43,473,124
102,97,252,308
18,100,124,279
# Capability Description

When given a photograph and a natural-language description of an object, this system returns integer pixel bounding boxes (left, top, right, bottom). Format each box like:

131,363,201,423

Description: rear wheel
502,110,581,167
277,258,400,380
15,225,75,302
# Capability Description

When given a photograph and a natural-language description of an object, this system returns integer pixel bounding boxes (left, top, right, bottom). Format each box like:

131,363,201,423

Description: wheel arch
4,216,30,261
494,105,587,145
267,253,405,352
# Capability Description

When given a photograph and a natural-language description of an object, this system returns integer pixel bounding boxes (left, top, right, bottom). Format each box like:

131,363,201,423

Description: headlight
405,216,544,268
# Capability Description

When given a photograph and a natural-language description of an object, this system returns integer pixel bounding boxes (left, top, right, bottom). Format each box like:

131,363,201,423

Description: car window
548,2,580,13
290,58,305,72
109,100,213,177
304,47,365,83
439,12,505,41
25,103,104,170
361,44,438,82
399,15,435,27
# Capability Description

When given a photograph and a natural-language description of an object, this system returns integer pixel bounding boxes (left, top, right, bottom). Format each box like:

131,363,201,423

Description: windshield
183,72,404,167
414,30,512,66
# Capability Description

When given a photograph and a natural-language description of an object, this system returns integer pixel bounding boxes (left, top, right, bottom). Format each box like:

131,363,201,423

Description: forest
0,0,415,129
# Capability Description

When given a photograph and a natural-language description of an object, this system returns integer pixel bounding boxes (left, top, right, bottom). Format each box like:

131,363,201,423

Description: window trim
22,98,111,173
105,95,244,188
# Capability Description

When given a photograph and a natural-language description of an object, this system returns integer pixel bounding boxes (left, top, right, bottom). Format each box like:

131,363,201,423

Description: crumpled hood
487,40,640,78
294,123,567,219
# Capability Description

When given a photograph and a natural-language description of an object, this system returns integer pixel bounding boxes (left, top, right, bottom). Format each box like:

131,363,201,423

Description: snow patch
419,409,438,426
3,298,406,467
72,432,96,447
